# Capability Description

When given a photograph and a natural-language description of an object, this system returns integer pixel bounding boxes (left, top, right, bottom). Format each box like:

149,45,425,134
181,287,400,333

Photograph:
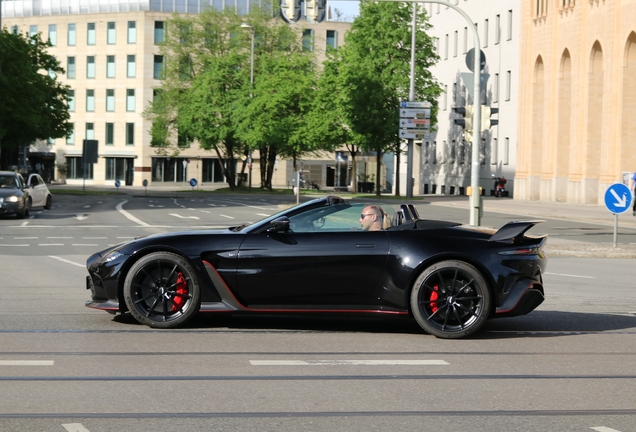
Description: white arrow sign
399,129,428,139
399,118,430,129
610,189,628,208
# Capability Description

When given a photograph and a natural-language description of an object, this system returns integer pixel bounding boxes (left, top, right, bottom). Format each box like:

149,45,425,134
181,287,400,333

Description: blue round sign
189,178,197,187
604,183,633,214
114,180,121,188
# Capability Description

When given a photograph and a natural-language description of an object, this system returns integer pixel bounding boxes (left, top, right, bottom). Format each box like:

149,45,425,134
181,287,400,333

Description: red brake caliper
172,272,188,312
430,284,439,313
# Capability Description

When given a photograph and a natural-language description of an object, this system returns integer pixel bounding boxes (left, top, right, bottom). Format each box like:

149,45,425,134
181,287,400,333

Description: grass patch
49,189,125,196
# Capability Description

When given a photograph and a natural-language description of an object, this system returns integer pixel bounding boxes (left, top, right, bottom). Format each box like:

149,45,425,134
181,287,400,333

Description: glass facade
1,0,259,17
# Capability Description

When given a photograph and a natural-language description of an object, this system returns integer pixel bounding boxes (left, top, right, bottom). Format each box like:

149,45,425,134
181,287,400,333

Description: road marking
591,427,623,432
219,214,234,219
250,360,449,366
200,210,211,213
0,244,29,247
72,244,98,246
545,272,595,279
62,423,91,432
170,214,200,220
0,360,54,366
14,237,37,239
83,237,107,239
256,213,270,217
116,200,150,227
48,237,72,239
20,221,28,227
75,214,89,220
40,243,65,246
219,199,270,210
49,256,84,268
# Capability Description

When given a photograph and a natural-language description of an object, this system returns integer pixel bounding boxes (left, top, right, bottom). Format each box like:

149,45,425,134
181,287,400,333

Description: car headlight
104,250,124,262
6,196,19,203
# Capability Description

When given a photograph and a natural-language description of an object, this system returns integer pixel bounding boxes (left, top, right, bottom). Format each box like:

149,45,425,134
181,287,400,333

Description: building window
507,10,513,40
106,123,114,146
155,21,165,45
463,27,467,54
153,55,164,79
444,34,448,60
326,30,337,51
67,57,75,79
48,24,57,46
483,19,489,48
67,89,75,112
503,137,510,165
11,25,18,34
105,158,130,181
443,84,448,111
68,23,76,46
86,56,95,78
86,123,95,140
493,73,499,103
453,31,458,57
127,55,136,78
302,29,313,51
106,55,115,78
449,140,456,164
491,137,498,165
126,89,135,112
431,142,437,164
67,157,93,180
87,22,96,45
178,131,191,148
127,21,136,44
495,14,500,45
66,123,75,145
201,159,226,183
29,25,38,38
505,70,511,101
106,89,115,112
126,123,135,145
107,22,116,44
86,90,95,112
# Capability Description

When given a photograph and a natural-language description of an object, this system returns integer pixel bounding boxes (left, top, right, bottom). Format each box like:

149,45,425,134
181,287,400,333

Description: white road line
219,199,270,210
250,360,449,366
0,244,29,247
72,244,98,246
62,423,91,432
39,243,65,246
170,214,200,220
48,236,72,239
20,221,28,227
116,200,150,227
83,237,107,239
545,272,595,279
219,214,234,219
591,427,623,432
14,237,37,239
200,210,211,213
0,360,54,366
49,256,85,268
256,213,271,217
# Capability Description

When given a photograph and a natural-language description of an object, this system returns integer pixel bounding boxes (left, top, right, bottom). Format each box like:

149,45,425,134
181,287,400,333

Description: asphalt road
0,193,635,431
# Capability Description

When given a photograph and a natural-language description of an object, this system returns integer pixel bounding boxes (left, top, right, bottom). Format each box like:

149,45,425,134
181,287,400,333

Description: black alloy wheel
410,260,491,339
123,252,201,328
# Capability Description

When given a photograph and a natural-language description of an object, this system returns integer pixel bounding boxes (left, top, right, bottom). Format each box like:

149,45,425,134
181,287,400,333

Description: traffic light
280,0,302,23
453,106,474,142
306,0,327,23
481,106,499,130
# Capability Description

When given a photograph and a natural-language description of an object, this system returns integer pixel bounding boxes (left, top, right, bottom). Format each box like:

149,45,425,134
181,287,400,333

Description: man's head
360,205,383,231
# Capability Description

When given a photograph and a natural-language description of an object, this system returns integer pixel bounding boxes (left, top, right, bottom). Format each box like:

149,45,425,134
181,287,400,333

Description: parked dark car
0,171,30,219
85,196,547,339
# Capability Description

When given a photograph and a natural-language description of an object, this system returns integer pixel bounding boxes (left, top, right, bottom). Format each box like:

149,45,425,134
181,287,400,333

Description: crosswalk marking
250,360,449,366
0,360,54,366
62,423,91,432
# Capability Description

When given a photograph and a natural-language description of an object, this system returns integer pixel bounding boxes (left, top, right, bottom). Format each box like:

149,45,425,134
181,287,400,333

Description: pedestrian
631,171,636,216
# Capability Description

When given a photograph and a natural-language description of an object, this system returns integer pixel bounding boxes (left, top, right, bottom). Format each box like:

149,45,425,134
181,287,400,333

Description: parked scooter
492,174,507,198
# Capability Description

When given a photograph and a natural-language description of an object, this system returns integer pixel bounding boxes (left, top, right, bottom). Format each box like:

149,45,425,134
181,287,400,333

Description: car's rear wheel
410,260,491,339
123,252,201,328
44,195,52,210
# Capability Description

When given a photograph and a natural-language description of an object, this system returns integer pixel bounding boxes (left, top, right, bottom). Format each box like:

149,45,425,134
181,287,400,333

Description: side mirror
267,216,290,233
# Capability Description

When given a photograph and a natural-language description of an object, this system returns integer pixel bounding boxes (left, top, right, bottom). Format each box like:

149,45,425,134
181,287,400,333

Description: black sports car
85,196,547,339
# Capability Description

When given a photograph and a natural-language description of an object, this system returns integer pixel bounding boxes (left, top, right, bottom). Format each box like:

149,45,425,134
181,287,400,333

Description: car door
233,203,390,308
27,174,44,207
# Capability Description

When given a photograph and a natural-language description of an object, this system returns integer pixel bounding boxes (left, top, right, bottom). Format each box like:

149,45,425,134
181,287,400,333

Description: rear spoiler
489,220,544,242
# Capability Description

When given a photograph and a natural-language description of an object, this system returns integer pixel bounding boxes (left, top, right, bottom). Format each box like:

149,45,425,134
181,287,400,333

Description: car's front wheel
123,252,201,328
44,195,52,210
410,260,491,339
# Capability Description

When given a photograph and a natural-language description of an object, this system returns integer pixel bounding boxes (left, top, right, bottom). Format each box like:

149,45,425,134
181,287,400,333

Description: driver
360,205,384,231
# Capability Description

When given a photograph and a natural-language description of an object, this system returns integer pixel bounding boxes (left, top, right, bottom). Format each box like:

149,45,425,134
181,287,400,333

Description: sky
327,0,360,20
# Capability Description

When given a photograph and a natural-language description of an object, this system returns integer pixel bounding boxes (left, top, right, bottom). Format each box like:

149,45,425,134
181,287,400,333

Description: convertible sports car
85,196,547,339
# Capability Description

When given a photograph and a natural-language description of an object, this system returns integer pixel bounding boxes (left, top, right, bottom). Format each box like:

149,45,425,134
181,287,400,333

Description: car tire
44,195,52,210
123,252,201,329
410,260,491,339
16,199,29,219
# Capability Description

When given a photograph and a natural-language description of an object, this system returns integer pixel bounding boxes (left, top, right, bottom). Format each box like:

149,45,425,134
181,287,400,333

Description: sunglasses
360,213,374,219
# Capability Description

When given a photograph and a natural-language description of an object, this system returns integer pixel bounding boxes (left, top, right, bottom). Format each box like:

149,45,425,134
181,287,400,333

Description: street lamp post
241,23,255,192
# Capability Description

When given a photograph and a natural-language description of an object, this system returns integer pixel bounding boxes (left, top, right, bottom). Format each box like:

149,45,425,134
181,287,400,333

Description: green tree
0,30,71,161
319,2,442,195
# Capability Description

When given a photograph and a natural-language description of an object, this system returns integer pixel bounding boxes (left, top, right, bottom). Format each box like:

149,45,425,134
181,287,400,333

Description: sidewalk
49,183,636,258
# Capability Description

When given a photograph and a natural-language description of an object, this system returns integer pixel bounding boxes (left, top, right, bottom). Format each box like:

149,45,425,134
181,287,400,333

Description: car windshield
0,175,19,189
288,203,395,233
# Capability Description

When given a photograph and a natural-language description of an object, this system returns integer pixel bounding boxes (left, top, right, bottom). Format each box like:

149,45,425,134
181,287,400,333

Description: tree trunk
375,147,382,196
265,146,277,190
259,145,268,189
394,143,400,196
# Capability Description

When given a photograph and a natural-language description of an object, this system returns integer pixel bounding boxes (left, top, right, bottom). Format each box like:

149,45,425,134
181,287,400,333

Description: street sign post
399,129,429,140
399,108,431,119
400,118,430,129
603,183,633,247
